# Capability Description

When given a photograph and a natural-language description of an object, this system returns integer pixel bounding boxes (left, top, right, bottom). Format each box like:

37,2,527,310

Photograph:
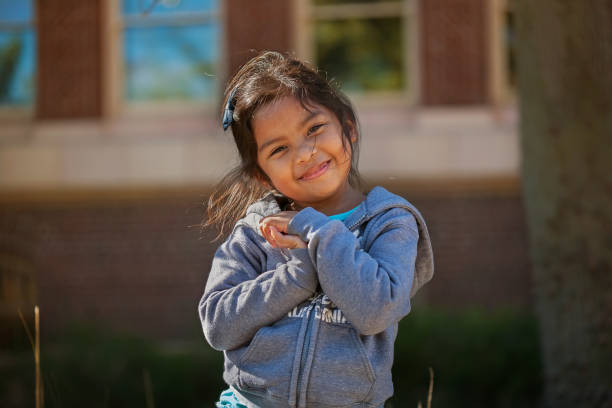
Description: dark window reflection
315,16,405,92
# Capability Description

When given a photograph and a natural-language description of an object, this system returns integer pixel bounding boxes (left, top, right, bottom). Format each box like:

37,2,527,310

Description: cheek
318,130,342,150
259,157,291,183
334,136,353,162
255,156,273,183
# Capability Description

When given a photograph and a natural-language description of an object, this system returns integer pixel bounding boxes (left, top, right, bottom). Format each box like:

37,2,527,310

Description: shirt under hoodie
199,186,434,408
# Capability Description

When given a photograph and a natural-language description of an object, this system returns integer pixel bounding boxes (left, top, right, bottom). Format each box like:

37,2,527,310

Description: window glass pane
122,0,217,15
123,24,218,101
0,0,33,23
315,17,404,92
0,0,35,106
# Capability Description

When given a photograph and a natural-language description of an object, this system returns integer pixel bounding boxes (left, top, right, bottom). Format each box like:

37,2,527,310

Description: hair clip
222,88,237,131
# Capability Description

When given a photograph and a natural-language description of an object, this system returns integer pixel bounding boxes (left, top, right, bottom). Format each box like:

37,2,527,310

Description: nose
296,136,317,163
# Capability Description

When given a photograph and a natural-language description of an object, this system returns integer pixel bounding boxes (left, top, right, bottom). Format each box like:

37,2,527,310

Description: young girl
199,51,434,408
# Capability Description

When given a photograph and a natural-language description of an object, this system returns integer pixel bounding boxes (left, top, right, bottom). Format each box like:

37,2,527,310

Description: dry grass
18,306,44,408
143,368,155,408
417,367,434,408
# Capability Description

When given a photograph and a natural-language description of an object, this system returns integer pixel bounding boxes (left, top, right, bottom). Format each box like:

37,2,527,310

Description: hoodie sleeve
288,207,419,336
199,225,318,351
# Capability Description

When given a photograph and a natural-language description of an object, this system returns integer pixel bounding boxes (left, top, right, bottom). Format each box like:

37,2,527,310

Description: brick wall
225,0,294,78
411,193,532,309
36,0,103,119
0,184,532,340
420,0,489,104
1,194,213,340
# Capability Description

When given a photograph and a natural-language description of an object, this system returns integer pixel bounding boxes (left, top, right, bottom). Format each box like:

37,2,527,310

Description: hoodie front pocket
306,325,376,405
237,317,301,399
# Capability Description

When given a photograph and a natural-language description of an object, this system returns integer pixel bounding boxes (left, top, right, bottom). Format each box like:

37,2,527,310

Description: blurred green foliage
1,308,541,408
1,325,225,408
390,308,542,408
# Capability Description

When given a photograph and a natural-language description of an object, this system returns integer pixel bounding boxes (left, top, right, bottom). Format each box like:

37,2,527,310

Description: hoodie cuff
287,207,331,242
286,247,318,292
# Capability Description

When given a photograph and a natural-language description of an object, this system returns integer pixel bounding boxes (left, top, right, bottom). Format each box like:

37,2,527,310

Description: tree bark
515,1,612,406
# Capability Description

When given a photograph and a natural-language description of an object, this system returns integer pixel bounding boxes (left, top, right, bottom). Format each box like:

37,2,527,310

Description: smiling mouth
299,160,331,181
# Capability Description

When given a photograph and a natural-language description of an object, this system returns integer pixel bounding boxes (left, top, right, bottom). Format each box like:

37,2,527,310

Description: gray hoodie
199,186,434,408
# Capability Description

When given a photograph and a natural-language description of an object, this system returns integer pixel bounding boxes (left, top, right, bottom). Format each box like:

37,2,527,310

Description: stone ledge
0,107,519,190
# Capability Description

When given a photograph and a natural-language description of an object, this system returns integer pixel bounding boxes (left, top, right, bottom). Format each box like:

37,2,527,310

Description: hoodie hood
355,186,434,297
237,192,288,230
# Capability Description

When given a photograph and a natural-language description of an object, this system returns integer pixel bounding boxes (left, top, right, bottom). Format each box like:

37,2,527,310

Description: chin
300,188,342,204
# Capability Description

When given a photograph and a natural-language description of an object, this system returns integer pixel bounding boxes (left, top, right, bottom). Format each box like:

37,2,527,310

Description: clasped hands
259,211,308,249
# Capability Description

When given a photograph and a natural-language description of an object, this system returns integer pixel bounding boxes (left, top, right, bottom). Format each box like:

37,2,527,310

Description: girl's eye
307,123,324,136
270,145,287,157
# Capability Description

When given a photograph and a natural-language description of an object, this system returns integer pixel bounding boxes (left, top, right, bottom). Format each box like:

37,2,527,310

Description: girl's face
253,96,356,211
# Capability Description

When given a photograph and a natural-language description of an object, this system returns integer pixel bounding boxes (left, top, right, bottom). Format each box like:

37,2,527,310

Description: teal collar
328,205,360,222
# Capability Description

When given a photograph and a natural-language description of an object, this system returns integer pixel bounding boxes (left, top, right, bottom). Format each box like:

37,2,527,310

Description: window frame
106,0,225,118
294,0,420,106
488,0,517,106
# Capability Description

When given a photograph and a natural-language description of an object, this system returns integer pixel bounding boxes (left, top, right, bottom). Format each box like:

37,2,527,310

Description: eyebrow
257,109,323,153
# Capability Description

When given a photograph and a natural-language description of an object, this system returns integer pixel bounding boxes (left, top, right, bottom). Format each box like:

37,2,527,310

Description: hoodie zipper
294,294,321,407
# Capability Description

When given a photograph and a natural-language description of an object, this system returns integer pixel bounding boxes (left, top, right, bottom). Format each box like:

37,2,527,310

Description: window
0,0,35,106
297,0,416,98
120,0,220,102
489,0,516,104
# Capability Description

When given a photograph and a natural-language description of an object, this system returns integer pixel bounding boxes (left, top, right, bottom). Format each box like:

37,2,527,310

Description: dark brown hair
203,51,363,240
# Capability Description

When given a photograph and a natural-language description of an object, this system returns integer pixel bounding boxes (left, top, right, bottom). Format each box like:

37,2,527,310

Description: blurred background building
0,0,529,339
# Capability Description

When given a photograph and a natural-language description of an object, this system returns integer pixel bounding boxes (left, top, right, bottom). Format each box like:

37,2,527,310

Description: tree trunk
515,1,612,406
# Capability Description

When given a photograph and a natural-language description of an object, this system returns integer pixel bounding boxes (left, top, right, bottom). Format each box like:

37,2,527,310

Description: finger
261,217,290,233
283,235,307,249
269,226,282,245
270,227,307,249
259,222,274,246
271,226,292,248
264,225,277,247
